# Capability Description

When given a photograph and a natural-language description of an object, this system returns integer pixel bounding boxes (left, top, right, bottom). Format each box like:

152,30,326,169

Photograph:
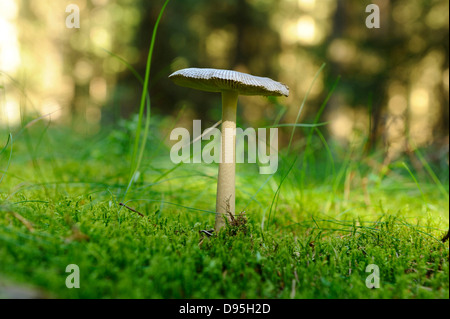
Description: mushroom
169,68,289,232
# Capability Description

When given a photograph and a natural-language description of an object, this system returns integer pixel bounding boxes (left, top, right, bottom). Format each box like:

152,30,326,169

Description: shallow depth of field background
0,0,448,165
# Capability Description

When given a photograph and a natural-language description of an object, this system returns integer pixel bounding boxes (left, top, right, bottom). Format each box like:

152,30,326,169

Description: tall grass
265,65,339,230
123,0,171,202
0,134,12,184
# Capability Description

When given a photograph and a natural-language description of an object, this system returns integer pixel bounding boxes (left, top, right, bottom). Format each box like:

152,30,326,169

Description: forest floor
0,121,448,299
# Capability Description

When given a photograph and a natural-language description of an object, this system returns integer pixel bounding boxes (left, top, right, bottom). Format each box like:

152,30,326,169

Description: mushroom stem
215,90,238,232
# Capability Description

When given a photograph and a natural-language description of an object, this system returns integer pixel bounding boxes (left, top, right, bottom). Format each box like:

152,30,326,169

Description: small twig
198,229,215,246
9,211,34,232
225,195,235,223
119,203,145,217
200,229,214,237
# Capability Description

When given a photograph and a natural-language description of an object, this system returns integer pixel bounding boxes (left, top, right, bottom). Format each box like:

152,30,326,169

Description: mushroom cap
169,68,289,97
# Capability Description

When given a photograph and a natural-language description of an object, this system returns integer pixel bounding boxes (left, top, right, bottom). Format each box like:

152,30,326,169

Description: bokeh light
0,0,448,162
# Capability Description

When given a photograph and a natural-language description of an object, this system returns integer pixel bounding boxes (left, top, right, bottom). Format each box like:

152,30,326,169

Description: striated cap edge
169,68,289,97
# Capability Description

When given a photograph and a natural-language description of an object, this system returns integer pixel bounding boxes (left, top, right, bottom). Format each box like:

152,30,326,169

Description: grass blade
124,0,171,202
0,133,12,184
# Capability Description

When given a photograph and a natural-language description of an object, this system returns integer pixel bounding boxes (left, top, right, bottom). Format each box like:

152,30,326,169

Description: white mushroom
169,68,289,232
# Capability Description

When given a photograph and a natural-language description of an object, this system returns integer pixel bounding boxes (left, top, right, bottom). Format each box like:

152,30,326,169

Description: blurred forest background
0,0,448,166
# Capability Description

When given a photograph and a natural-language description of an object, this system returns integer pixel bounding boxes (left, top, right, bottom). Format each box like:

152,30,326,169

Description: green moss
0,125,448,299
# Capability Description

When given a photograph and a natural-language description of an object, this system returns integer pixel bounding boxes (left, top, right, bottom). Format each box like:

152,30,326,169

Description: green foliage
0,125,448,299
126,0,171,203
0,134,12,184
